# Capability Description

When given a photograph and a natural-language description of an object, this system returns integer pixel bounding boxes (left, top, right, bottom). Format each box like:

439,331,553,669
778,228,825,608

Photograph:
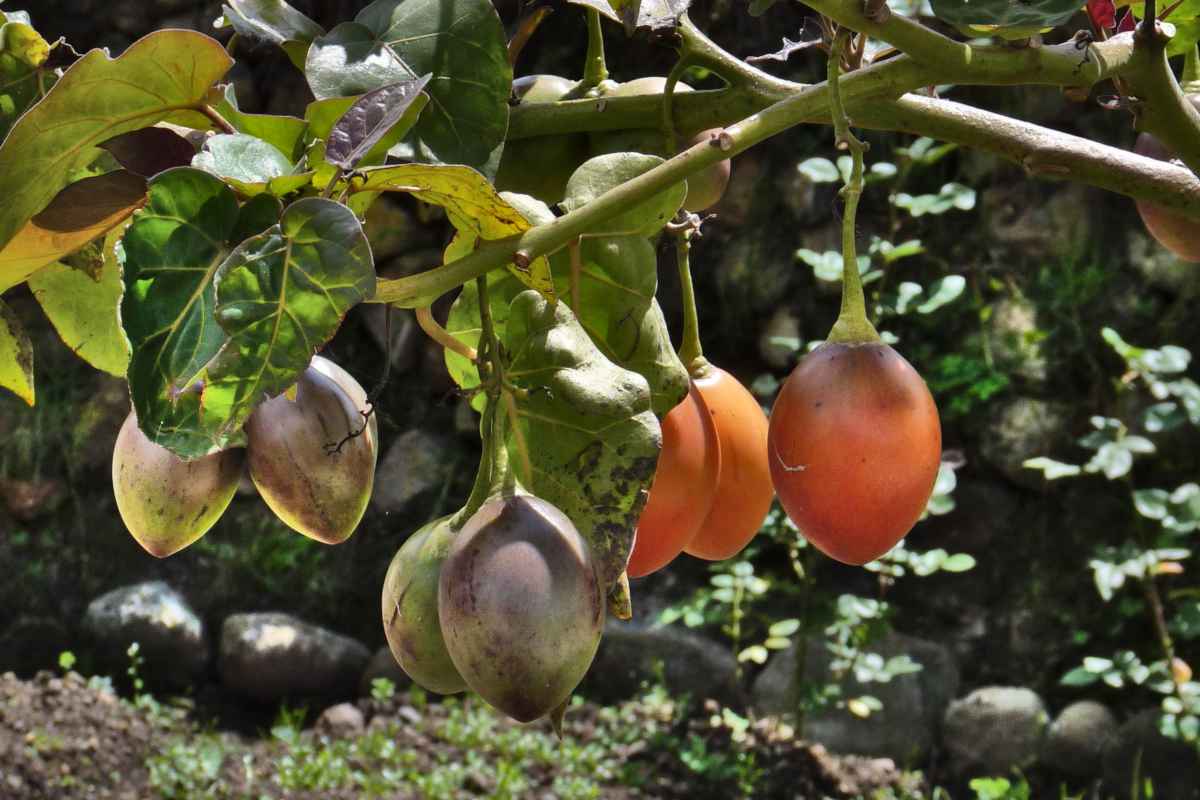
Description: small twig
198,103,237,135
416,305,478,361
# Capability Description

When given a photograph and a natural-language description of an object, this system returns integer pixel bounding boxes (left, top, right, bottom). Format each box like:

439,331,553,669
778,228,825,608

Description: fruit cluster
111,355,377,557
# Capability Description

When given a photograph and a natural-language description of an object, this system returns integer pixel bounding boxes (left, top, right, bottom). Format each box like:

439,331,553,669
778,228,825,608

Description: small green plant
56,650,75,673
1026,328,1200,749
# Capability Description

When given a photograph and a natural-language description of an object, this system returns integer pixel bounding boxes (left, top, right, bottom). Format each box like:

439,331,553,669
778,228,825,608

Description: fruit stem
674,227,710,376
475,273,524,497
581,9,609,90
198,103,236,135
662,59,691,154
825,30,881,347
455,399,497,525
416,306,477,362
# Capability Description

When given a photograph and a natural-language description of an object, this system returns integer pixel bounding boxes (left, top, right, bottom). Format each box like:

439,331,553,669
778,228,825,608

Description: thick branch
1123,29,1200,173
862,95,1200,216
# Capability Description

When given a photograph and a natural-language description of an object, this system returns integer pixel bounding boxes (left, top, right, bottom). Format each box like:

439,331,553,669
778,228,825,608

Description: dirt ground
0,670,917,799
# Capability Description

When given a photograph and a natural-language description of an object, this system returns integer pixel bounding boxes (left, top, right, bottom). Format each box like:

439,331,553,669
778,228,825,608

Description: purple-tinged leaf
100,128,198,178
326,75,431,171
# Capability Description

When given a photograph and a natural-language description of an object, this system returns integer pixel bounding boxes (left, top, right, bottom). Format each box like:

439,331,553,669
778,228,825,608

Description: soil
0,670,915,799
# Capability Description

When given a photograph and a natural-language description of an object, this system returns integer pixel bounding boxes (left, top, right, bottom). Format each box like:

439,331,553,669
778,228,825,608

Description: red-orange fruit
627,382,721,578
1133,96,1200,262
768,341,941,565
684,366,773,561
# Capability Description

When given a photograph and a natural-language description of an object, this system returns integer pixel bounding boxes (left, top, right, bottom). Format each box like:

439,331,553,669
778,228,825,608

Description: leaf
941,553,976,572
361,0,511,175
496,290,661,589
0,171,148,294
28,226,131,376
0,299,34,404
99,128,198,178
192,133,298,194
917,275,966,313
738,645,769,664
560,153,686,237
0,29,45,141
893,183,976,217
555,236,688,417
1022,456,1082,479
769,618,801,637
201,197,375,442
120,168,241,456
0,19,48,68
0,29,233,251
797,157,840,183
214,84,308,161
305,22,415,100
360,164,556,301
219,0,324,69
1060,666,1100,686
325,76,431,170
894,281,924,314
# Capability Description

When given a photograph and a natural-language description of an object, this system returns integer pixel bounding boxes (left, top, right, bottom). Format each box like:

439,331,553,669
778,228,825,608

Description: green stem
199,103,237,135
1124,35,1200,174
674,230,708,375
663,59,691,152
452,400,497,527
476,273,522,497
581,9,609,89
826,32,880,346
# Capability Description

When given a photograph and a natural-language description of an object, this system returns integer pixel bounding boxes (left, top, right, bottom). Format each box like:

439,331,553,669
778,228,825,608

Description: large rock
358,646,412,698
370,429,459,515
752,632,959,763
985,298,1048,385
83,581,207,689
980,397,1072,488
582,620,739,707
1041,700,1117,778
1101,709,1200,800
219,613,370,703
942,686,1048,776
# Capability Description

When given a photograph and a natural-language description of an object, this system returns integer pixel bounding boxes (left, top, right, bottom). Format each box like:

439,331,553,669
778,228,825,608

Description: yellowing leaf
360,164,555,303
0,299,34,405
0,171,147,294
0,29,233,250
28,226,132,376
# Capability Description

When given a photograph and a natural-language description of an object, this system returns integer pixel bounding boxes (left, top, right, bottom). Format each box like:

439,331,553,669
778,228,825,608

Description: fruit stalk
825,30,880,346
674,228,707,375
581,9,609,89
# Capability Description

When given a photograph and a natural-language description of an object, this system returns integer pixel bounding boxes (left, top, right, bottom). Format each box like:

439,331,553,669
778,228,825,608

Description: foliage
1026,328,1200,749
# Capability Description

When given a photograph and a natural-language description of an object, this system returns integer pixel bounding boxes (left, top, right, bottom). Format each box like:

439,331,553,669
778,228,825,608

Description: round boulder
218,612,369,704
942,686,1048,776
1040,699,1117,778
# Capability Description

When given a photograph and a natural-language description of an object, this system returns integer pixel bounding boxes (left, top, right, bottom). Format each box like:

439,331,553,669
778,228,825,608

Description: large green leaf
560,153,686,237
201,197,375,443
308,0,511,174
220,0,324,69
0,298,33,405
360,164,556,301
305,22,414,100
121,168,241,457
496,289,660,588
557,236,688,418
0,171,148,294
28,226,131,376
0,29,232,250
929,0,1080,29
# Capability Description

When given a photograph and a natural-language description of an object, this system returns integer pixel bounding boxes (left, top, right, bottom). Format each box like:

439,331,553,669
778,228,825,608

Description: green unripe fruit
381,516,467,695
495,75,590,205
112,411,244,558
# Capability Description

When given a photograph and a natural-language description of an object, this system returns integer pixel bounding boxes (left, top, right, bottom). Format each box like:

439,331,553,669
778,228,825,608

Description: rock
83,581,207,689
370,429,458,515
358,646,412,698
315,702,365,738
942,686,1048,776
980,397,1072,488
1041,700,1117,778
218,613,370,703
986,298,1048,385
1101,709,1200,800
581,619,739,707
753,632,959,762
